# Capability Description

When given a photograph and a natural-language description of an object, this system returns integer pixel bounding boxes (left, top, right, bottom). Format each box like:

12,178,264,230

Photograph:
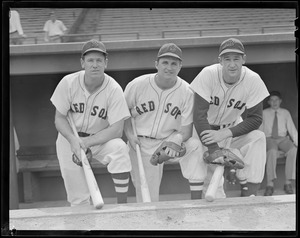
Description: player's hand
164,147,179,157
200,129,231,144
128,135,141,151
70,136,87,161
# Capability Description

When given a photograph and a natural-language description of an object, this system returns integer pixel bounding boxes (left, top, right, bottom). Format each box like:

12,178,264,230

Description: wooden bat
131,117,151,202
68,114,104,209
205,138,232,202
205,165,224,202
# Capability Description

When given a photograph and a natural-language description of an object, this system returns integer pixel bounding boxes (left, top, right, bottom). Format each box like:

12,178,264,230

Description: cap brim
219,49,244,56
82,48,108,56
158,53,182,60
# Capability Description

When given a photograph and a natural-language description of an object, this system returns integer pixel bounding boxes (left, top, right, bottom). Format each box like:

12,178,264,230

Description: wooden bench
17,145,287,202
17,146,109,203
17,145,182,203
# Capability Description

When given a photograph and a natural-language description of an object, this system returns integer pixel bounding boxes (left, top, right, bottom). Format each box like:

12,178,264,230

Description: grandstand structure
14,8,295,44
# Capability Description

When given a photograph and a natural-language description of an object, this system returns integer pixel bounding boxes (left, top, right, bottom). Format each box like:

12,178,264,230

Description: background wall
11,62,298,148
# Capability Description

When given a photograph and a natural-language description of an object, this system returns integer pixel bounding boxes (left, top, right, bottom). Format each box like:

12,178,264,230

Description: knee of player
184,137,202,152
108,138,128,152
254,130,266,140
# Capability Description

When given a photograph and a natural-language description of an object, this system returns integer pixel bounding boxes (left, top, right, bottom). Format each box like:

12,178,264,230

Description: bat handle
205,165,225,202
68,113,104,209
131,117,152,203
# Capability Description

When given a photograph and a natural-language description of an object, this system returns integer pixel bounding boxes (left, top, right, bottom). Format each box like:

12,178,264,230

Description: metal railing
10,25,295,45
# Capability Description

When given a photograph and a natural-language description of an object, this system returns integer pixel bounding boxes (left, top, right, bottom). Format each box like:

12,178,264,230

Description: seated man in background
260,91,297,196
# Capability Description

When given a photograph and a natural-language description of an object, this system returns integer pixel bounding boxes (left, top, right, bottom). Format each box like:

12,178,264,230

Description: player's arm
229,101,263,137
181,123,193,142
54,109,86,159
82,119,125,148
124,117,141,150
193,93,220,153
164,123,193,158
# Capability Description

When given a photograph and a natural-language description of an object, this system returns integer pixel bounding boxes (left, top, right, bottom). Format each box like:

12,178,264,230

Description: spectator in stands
9,9,27,45
260,91,298,196
43,11,67,43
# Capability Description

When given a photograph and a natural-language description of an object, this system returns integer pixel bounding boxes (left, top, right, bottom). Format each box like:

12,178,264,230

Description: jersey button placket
81,93,92,132
152,92,164,138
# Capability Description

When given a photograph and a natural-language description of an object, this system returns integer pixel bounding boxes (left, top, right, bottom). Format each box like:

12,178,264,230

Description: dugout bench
17,145,287,203
16,145,182,203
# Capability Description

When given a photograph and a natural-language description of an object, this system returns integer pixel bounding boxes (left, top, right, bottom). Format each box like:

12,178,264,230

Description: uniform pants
128,136,206,202
200,130,267,197
56,134,131,206
265,136,297,183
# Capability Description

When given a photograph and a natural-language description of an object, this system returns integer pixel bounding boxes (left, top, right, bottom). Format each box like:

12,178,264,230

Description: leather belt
210,125,221,130
137,135,156,140
210,123,235,130
78,132,92,137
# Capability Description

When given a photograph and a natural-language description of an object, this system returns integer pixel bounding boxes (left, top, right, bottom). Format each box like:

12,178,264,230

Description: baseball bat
131,117,151,203
205,165,224,202
205,138,232,202
68,114,104,209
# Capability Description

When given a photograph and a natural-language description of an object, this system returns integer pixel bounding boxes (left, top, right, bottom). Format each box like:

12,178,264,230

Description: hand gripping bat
68,114,104,209
131,117,151,202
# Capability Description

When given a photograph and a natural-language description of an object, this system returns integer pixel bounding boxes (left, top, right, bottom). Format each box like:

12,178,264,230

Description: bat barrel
68,114,104,209
205,165,224,202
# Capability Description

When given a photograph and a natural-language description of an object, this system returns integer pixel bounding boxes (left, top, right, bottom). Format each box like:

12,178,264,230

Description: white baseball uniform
124,73,205,202
190,63,269,195
50,70,132,206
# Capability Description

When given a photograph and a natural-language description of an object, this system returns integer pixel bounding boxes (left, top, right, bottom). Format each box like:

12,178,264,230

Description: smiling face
81,51,107,80
219,52,246,84
155,56,182,81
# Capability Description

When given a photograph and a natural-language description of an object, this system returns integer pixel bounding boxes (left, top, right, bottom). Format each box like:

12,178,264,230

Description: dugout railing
10,24,295,45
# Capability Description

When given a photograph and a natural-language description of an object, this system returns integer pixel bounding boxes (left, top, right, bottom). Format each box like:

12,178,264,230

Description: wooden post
10,101,19,209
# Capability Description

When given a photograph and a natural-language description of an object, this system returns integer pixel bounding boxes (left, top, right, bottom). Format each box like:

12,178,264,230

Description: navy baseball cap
219,38,245,56
157,43,182,61
81,39,108,57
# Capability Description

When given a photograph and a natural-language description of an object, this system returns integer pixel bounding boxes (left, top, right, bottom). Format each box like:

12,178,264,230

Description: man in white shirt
9,9,27,45
43,11,67,43
260,91,297,196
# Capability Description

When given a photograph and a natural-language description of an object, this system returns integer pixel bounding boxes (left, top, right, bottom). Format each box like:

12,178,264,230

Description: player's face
268,95,282,110
219,53,245,82
155,57,182,81
81,52,107,79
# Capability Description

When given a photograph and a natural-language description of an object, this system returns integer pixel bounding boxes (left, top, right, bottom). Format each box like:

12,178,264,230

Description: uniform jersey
190,64,269,126
124,73,194,139
50,70,130,134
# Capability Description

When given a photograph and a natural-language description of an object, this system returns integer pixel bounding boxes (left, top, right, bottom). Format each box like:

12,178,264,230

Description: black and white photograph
3,0,298,235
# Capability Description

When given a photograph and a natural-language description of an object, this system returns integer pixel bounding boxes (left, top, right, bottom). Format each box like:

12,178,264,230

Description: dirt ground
10,194,296,231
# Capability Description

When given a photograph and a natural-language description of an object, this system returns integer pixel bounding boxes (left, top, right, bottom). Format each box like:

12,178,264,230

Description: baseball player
124,43,205,202
50,39,132,206
190,38,270,197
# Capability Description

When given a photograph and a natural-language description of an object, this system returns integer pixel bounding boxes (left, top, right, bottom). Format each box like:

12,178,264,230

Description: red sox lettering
210,96,246,110
134,101,181,119
72,103,107,119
